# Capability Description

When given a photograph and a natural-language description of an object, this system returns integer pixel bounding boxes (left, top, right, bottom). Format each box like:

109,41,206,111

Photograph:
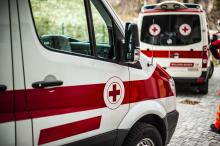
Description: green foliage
30,0,108,43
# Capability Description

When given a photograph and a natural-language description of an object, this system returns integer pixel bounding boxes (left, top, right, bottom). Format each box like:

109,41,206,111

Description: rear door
18,0,129,145
0,0,15,145
140,14,203,78
166,14,204,78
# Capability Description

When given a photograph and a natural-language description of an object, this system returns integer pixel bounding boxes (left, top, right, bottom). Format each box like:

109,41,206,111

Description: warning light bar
141,1,203,12
156,1,187,10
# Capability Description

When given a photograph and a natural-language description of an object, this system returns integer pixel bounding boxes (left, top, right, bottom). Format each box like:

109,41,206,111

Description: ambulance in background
138,1,214,94
0,0,178,146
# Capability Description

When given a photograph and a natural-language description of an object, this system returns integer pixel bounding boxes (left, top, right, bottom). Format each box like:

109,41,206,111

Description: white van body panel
16,121,33,146
119,99,168,129
0,0,15,145
0,123,15,146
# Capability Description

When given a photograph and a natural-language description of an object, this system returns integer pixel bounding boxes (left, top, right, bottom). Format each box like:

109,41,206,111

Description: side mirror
125,23,140,63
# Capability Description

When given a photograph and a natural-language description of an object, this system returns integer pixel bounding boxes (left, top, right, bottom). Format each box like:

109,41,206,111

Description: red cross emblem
179,24,191,36
152,27,158,33
182,26,189,33
149,24,161,36
108,83,121,103
103,77,125,109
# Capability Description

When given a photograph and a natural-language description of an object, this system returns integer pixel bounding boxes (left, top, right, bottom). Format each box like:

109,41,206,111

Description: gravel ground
168,66,220,146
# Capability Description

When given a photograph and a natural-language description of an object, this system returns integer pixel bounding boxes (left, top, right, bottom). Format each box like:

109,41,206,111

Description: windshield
141,15,201,46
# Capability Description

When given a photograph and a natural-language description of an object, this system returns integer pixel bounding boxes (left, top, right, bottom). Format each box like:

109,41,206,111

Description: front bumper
164,110,179,145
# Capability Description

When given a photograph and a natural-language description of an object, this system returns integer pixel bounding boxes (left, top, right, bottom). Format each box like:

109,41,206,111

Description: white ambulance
138,1,214,94
0,0,178,146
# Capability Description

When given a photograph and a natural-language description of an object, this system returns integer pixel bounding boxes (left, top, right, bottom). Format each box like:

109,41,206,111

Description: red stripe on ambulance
142,50,203,58
38,116,101,145
0,66,172,124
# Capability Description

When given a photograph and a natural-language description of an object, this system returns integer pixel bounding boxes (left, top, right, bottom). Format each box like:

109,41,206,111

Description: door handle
32,75,63,89
0,84,7,92
32,80,63,89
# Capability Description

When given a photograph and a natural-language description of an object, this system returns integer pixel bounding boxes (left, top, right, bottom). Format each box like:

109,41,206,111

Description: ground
168,66,220,146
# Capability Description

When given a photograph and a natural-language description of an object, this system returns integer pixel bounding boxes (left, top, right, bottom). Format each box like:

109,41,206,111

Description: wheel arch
117,101,168,145
136,114,167,145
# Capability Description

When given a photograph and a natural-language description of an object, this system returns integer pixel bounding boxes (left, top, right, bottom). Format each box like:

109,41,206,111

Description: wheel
208,61,214,79
123,123,163,146
197,80,209,94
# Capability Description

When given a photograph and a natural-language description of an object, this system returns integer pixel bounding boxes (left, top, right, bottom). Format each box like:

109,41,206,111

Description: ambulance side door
18,0,129,145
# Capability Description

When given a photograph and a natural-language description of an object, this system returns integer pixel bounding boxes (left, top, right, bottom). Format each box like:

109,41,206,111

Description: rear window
141,15,201,46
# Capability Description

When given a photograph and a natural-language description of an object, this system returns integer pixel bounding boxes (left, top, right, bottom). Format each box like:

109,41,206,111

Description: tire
208,61,214,79
198,80,209,94
123,123,163,146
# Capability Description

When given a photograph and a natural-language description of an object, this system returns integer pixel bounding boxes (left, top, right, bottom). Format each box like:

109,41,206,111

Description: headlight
169,78,176,96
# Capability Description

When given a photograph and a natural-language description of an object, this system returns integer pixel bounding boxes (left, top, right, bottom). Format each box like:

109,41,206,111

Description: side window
90,1,115,59
30,0,92,56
